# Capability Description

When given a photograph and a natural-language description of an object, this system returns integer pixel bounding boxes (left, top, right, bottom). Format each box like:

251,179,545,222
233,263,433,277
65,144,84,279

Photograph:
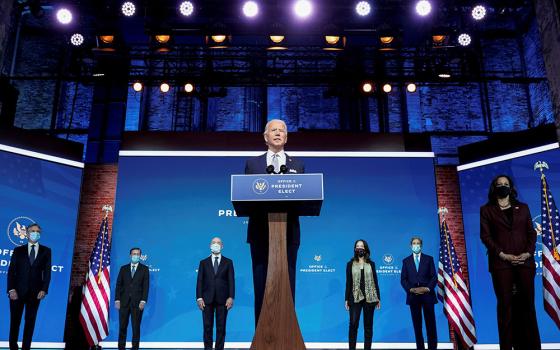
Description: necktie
414,255,419,271
272,154,280,173
131,265,136,278
29,245,36,265
213,257,219,274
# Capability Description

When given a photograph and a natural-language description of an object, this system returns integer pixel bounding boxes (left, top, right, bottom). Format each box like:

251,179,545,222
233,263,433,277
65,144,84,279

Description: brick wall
69,164,118,288
435,165,470,349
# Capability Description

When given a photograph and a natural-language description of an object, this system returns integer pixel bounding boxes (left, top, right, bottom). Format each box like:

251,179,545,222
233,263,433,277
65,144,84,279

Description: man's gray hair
263,119,288,135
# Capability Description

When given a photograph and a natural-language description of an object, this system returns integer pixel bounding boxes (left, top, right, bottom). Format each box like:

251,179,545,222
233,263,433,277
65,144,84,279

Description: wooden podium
231,174,324,350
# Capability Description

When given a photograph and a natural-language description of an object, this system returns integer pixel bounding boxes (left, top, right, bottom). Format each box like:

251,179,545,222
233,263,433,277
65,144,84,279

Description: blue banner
0,149,83,343
231,174,323,201
108,154,449,344
458,145,560,344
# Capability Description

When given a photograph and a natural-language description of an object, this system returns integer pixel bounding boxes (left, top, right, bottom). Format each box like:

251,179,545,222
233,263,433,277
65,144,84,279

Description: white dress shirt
211,253,222,266
28,242,39,260
266,150,286,168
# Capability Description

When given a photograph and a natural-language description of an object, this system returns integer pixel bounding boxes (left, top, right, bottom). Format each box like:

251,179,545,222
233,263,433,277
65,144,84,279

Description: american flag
79,216,111,345
539,174,560,329
437,217,477,348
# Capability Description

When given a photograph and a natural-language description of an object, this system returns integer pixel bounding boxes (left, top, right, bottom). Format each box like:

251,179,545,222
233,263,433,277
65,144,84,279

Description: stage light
56,8,73,24
415,0,431,16
293,0,312,19
458,33,471,46
432,35,445,44
121,1,136,16
382,83,392,93
406,83,417,93
380,36,394,44
184,83,195,93
325,36,340,45
211,35,226,43
438,73,451,78
270,35,285,44
70,33,84,46
472,5,486,20
160,83,170,93
99,35,114,44
355,1,371,16
179,1,194,16
133,82,143,92
242,1,259,18
155,35,171,44
362,82,373,93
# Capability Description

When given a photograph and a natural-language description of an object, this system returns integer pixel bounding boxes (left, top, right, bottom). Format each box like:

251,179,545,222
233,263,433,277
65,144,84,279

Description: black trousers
348,300,376,350
250,242,298,326
202,303,228,350
490,268,541,350
9,293,41,350
118,304,143,350
409,302,437,350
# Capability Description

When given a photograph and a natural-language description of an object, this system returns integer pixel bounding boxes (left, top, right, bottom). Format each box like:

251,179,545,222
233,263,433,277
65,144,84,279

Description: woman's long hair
486,174,519,205
351,239,372,264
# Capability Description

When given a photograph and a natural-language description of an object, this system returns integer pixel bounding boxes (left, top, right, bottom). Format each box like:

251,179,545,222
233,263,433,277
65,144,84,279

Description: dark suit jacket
7,244,51,296
196,256,235,305
344,260,381,304
115,263,149,308
400,253,438,305
244,152,305,245
480,202,536,271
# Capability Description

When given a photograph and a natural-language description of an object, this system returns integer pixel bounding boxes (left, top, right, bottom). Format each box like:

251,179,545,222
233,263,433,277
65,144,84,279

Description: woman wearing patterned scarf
345,239,381,350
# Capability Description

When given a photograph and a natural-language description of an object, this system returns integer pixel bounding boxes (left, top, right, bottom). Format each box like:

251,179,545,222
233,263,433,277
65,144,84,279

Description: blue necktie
131,265,136,278
414,255,419,271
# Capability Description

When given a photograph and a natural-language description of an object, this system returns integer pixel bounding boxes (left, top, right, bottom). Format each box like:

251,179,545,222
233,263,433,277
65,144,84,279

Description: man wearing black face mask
480,175,541,350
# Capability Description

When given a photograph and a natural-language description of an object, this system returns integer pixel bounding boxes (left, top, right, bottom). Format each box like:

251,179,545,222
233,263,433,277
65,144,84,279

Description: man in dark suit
7,223,51,350
196,237,235,350
401,237,438,350
244,119,304,325
115,247,149,350
480,174,540,350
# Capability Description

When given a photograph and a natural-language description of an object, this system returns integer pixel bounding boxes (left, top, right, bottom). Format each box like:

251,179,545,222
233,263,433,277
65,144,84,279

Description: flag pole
535,161,560,261
98,205,112,283
438,207,457,288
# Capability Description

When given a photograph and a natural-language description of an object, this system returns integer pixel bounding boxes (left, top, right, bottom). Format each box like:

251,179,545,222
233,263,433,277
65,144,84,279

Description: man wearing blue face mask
196,237,235,350
115,247,149,350
7,223,51,350
401,237,438,350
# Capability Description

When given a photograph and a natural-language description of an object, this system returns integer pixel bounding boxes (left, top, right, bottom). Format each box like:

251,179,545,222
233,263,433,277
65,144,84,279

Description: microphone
266,165,275,174
279,165,287,174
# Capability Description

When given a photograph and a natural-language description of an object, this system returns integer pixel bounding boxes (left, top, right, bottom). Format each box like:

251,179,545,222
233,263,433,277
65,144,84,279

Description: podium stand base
250,212,306,350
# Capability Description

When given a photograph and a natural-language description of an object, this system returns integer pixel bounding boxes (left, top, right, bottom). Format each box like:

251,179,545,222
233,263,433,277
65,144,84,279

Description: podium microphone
266,165,275,174
279,165,287,174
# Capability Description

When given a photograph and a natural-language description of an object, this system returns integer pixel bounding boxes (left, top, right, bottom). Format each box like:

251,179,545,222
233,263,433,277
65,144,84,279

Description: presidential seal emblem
383,253,394,265
7,216,35,246
252,178,269,195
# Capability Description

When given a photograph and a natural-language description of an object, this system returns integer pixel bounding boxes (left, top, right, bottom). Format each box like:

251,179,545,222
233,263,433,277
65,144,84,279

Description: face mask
412,244,422,254
495,185,511,199
131,255,140,264
355,248,365,257
29,231,40,242
211,243,222,254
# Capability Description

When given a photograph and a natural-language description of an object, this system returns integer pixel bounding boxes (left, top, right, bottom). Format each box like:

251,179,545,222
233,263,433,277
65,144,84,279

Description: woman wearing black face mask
345,239,381,350
480,175,541,350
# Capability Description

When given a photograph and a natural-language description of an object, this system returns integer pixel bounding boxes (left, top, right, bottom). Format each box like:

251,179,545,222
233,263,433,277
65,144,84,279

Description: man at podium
244,119,305,325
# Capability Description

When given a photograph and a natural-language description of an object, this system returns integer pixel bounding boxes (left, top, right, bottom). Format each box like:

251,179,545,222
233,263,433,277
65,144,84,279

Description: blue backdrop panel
0,150,83,342
458,146,560,344
108,154,450,343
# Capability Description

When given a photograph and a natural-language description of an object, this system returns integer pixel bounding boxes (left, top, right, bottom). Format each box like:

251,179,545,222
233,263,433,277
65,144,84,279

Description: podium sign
231,173,323,216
